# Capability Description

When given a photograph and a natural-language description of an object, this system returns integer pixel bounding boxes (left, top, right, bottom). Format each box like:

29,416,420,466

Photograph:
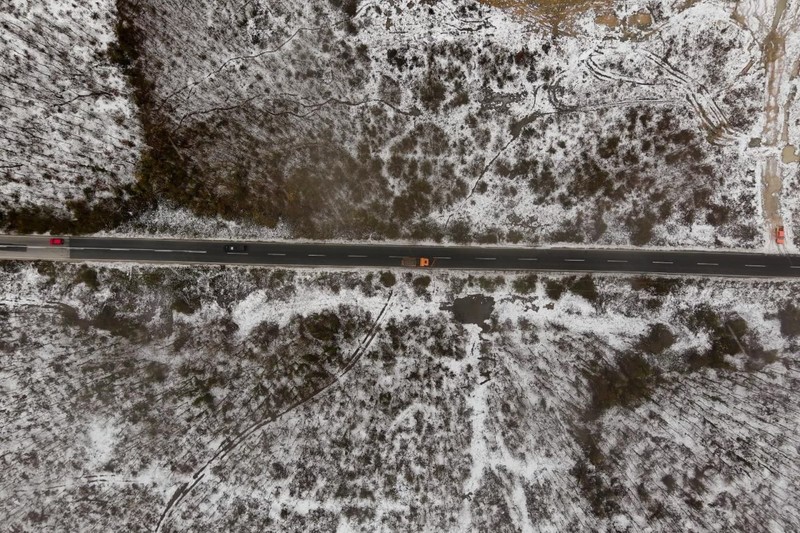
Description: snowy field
1,261,799,531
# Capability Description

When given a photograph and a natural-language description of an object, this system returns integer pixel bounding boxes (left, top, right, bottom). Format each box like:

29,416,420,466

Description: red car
776,226,785,245
49,237,65,246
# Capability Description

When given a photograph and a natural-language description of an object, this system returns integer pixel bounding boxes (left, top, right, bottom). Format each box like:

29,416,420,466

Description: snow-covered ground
0,1,141,219
81,0,778,248
2,0,798,251
3,3,800,532
1,261,798,531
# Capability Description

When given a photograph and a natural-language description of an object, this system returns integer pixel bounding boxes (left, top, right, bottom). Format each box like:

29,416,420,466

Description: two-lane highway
2,235,800,278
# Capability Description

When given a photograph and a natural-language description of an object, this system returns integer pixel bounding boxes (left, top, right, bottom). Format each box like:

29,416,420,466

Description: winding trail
152,292,394,532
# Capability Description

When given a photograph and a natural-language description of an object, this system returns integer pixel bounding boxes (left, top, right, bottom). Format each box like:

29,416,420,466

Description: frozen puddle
449,295,495,331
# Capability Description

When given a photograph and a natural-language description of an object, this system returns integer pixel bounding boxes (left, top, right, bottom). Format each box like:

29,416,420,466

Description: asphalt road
2,235,800,278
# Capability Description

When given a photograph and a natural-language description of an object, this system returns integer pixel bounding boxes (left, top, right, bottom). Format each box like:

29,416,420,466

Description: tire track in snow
641,50,739,144
584,47,740,144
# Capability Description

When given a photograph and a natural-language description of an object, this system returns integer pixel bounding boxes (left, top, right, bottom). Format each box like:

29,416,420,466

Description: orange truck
401,257,431,267
776,226,785,245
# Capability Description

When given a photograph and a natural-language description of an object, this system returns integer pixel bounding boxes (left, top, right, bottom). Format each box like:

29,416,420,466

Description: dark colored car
49,238,65,245
224,244,248,253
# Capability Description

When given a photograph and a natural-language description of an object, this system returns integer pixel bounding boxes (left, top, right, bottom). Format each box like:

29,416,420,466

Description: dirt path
757,0,798,246
762,156,783,229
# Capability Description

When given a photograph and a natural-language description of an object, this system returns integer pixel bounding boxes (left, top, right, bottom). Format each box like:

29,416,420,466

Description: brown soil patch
782,145,800,164
479,0,612,35
595,12,619,27
626,12,652,28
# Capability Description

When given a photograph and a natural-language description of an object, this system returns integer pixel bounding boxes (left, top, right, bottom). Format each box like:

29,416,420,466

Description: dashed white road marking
152,249,207,254
15,240,796,277
70,247,206,254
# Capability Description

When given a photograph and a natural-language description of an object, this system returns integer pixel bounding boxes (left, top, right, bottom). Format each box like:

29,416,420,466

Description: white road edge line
564,259,585,262
697,262,718,266
652,261,673,265
745,264,765,268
